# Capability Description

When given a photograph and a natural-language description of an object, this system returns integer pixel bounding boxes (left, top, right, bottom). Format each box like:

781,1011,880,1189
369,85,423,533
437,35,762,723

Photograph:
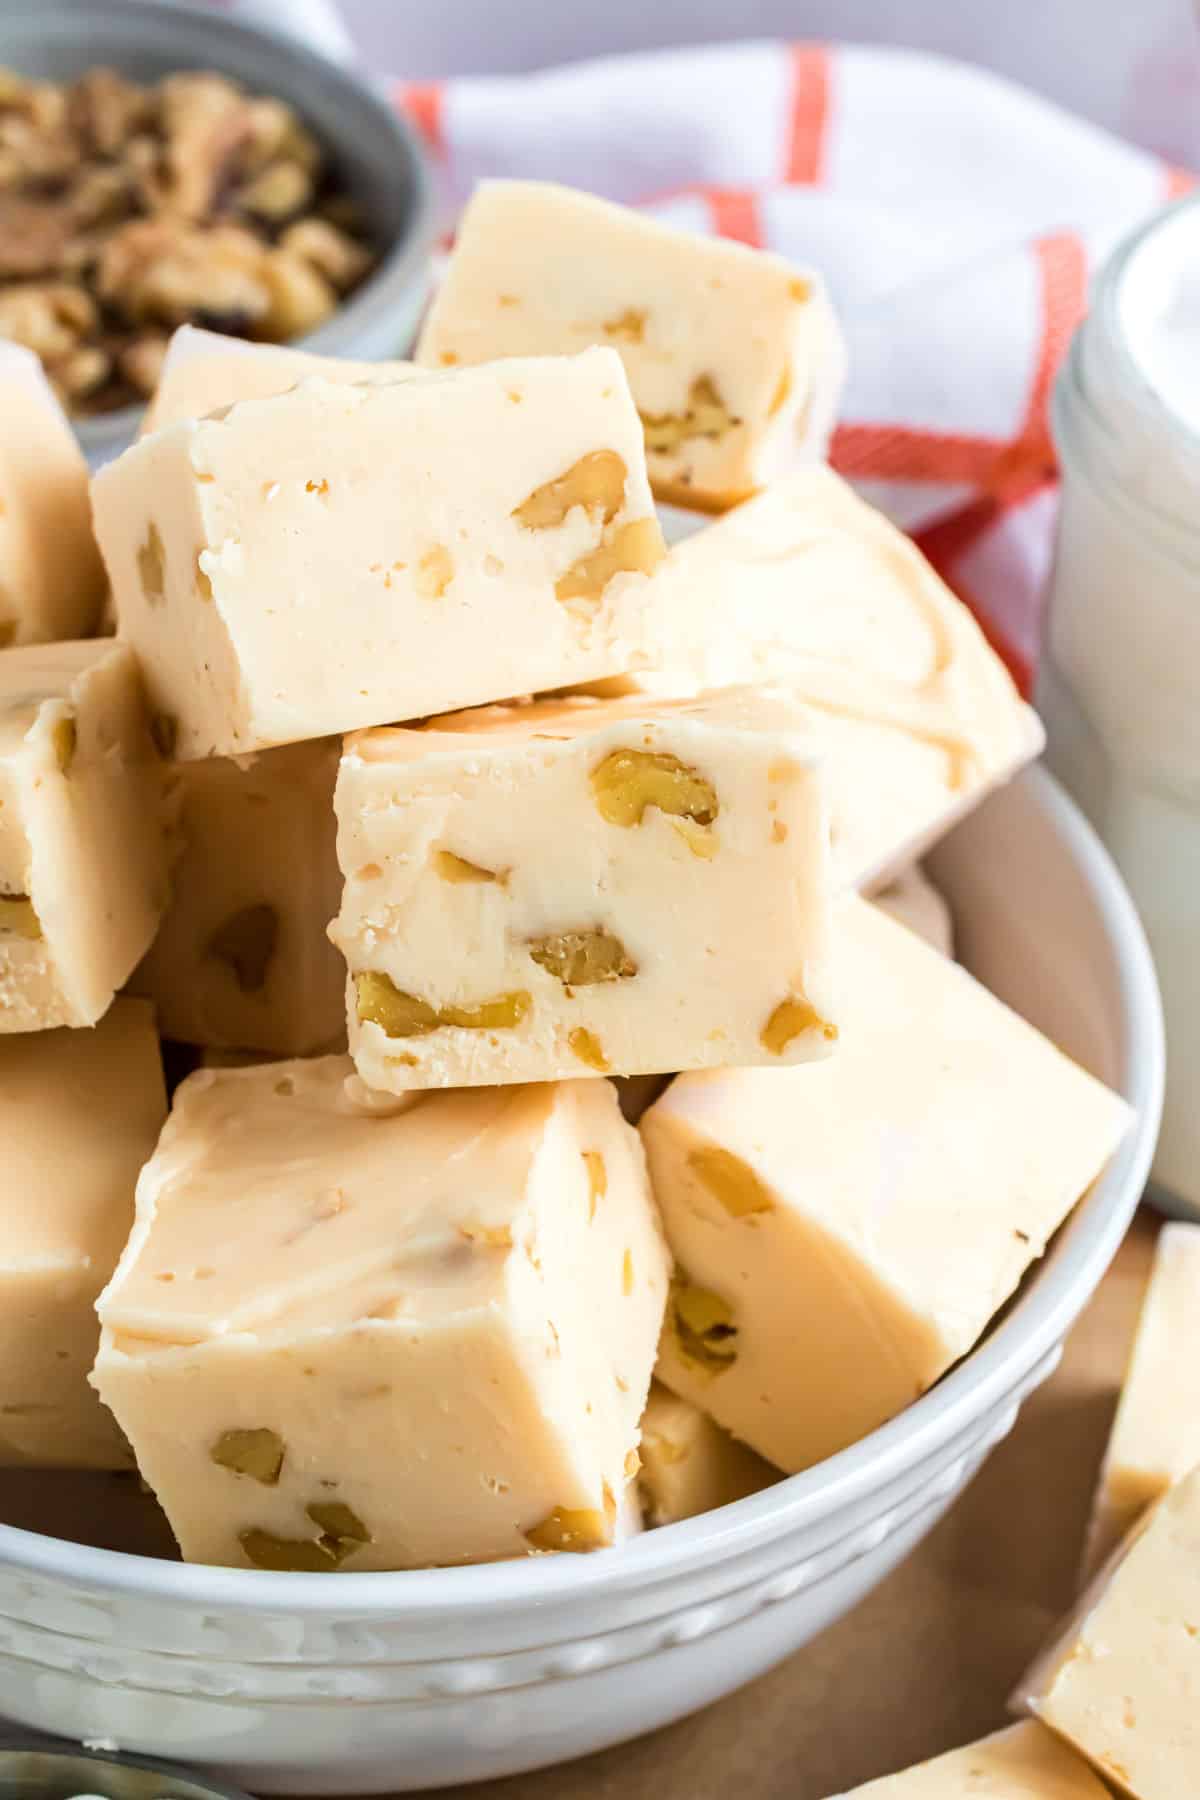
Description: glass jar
1041,192,1200,1217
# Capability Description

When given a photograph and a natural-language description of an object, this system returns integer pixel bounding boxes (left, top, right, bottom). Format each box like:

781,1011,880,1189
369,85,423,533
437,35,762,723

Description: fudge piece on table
615,468,1043,889
637,1383,776,1527
131,738,344,1056
417,180,844,512
827,1721,1109,1798
0,339,106,645
1017,1465,1200,1800
140,324,412,434
331,686,836,1095
94,1061,669,1570
643,899,1130,1473
0,641,172,1031
91,349,666,759
1083,1222,1200,1578
0,998,166,1468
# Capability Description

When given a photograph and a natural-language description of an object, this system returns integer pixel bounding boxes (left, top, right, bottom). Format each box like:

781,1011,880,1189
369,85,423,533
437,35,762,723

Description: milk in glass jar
1041,193,1200,1216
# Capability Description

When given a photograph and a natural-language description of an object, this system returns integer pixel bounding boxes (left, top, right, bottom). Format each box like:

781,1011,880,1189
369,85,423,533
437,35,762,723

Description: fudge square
0,339,107,646
331,686,836,1096
830,1722,1109,1798
91,348,667,760
0,999,166,1469
625,468,1044,889
131,738,345,1056
644,899,1131,1473
93,1061,670,1570
140,324,412,434
0,641,172,1031
416,180,845,512
636,1383,776,1528
1017,1465,1200,1799
1084,1222,1200,1577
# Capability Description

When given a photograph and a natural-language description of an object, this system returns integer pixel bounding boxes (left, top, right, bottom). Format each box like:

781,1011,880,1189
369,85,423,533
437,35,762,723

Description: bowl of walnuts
0,0,434,462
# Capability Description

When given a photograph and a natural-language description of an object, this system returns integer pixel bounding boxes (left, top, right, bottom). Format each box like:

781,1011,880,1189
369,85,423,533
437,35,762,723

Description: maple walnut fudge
0,340,107,646
1083,1223,1200,1576
417,180,845,511
140,325,413,435
617,469,1043,888
0,999,166,1469
91,349,666,759
829,1722,1109,1799
93,1063,669,1570
636,1384,776,1528
0,641,172,1031
131,739,344,1056
332,688,836,1095
873,865,953,956
1017,1466,1200,1799
644,899,1130,1473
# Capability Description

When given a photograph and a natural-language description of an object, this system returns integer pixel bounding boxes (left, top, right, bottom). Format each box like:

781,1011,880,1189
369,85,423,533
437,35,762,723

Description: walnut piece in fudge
91,349,666,758
93,1063,669,1570
417,180,844,511
130,738,344,1056
0,999,165,1469
0,340,106,645
619,468,1043,889
331,687,836,1095
643,899,1130,1473
0,641,172,1030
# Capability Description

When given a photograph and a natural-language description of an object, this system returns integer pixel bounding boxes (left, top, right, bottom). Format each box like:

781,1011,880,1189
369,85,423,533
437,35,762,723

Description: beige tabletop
408,1211,1158,1800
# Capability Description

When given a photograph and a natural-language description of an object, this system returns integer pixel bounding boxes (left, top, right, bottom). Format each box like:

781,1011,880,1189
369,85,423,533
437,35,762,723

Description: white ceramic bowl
0,768,1163,1793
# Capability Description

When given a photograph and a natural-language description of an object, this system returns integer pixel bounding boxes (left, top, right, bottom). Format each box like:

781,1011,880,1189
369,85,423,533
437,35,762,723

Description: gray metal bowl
0,1743,252,1800
0,0,435,463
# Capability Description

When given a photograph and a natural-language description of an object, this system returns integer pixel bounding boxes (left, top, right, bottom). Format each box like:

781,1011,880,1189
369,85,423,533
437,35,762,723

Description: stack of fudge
0,182,1134,1602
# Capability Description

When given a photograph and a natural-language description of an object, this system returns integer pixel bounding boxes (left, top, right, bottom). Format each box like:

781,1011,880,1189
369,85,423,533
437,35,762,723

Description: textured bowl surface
0,0,434,465
0,767,1164,1792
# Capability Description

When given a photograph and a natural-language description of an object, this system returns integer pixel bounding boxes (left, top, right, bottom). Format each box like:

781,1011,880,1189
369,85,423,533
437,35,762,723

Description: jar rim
1089,188,1200,457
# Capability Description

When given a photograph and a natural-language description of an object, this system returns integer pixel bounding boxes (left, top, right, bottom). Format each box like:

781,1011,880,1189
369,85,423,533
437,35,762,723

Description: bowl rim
0,0,436,449
0,765,1164,1618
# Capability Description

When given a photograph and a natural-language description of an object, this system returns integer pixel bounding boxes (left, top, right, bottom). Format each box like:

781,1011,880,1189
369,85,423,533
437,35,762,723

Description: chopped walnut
0,64,374,416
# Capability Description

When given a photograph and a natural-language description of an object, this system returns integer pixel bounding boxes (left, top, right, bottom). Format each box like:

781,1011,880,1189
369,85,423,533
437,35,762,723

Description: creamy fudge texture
131,739,344,1055
92,349,666,760
417,181,844,512
332,687,836,1095
140,325,413,434
829,1722,1109,1798
0,999,165,1468
644,899,1131,1472
1083,1223,1200,1578
637,1383,775,1527
1017,1466,1200,1799
0,340,106,645
873,865,954,956
0,641,172,1031
615,468,1043,888
93,1062,670,1570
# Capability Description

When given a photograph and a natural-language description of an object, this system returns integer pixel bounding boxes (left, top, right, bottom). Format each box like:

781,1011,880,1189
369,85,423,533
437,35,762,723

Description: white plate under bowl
0,767,1163,1793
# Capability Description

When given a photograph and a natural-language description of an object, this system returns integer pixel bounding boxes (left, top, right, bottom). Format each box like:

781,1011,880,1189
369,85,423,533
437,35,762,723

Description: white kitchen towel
204,4,1191,695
